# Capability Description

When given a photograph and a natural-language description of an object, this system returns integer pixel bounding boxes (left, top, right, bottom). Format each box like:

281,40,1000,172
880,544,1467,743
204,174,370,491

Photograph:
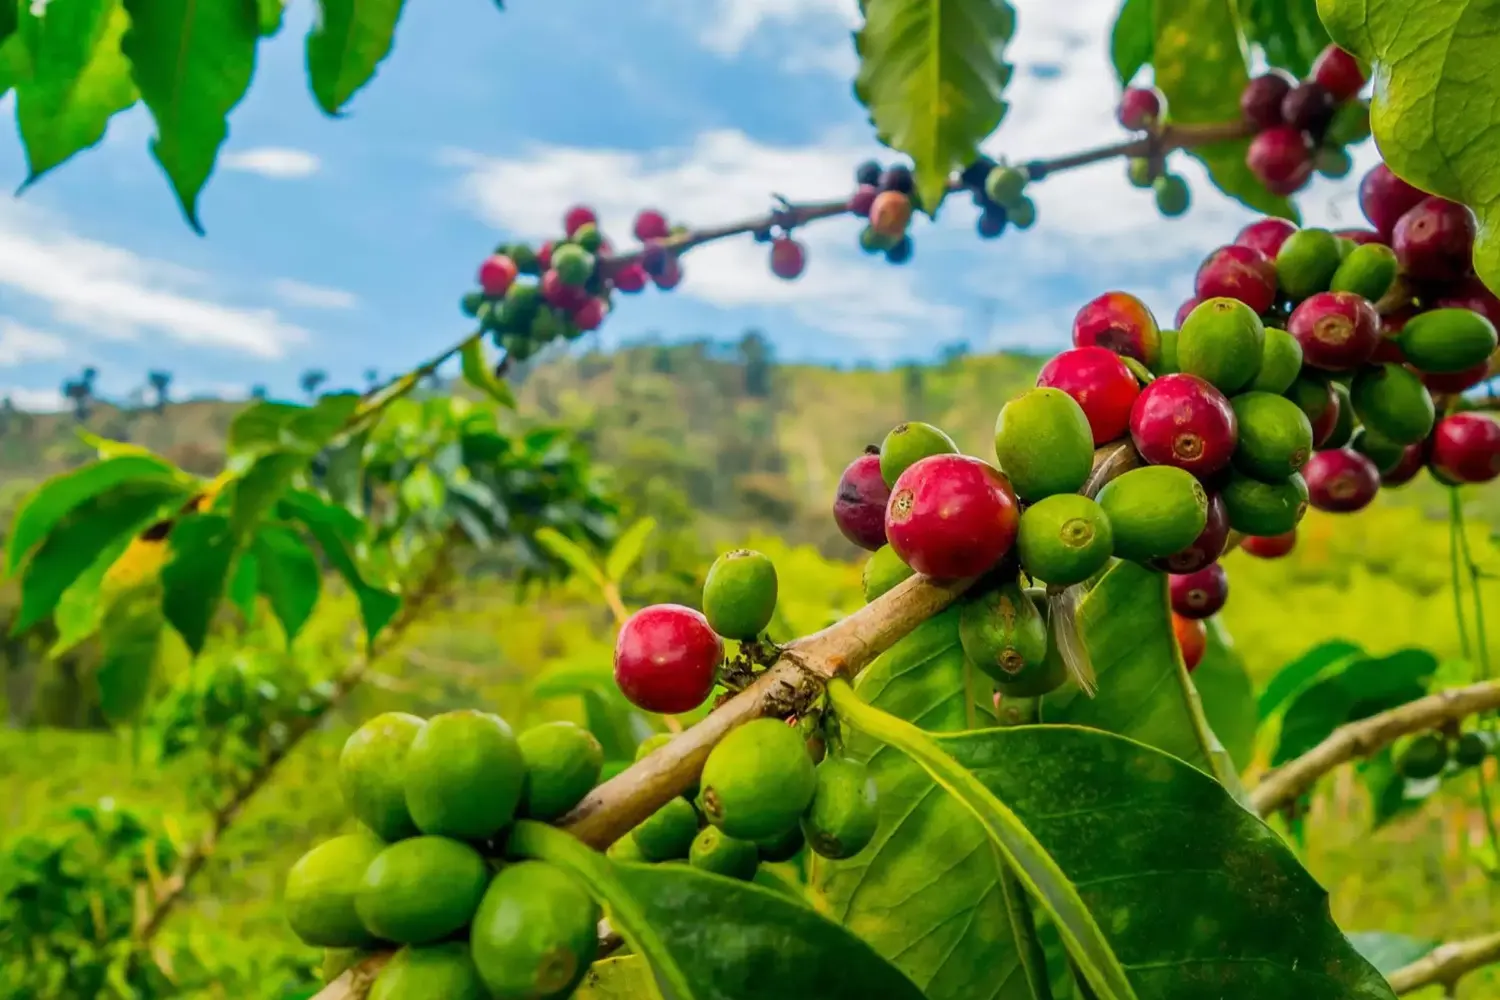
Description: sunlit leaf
1111,0,1153,84
854,0,1016,213
1318,0,1500,294
604,517,655,584
459,337,516,409
121,0,261,231
1256,639,1363,720
230,450,311,537
535,526,606,588
15,0,138,184
307,0,408,116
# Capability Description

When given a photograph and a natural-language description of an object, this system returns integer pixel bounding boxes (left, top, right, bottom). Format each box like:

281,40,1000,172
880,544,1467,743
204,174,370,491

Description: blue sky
0,0,1379,410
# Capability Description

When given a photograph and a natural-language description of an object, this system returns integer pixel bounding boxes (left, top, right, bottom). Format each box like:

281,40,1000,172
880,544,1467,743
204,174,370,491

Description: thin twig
1387,931,1500,994
1249,680,1500,817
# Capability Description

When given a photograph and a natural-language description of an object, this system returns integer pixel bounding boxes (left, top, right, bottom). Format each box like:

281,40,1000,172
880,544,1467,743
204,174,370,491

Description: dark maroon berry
834,452,892,551
1247,126,1313,196
614,604,722,713
1235,217,1298,258
1360,164,1426,236
1129,373,1239,478
1195,244,1277,314
885,455,1019,579
1175,298,1203,328
634,210,670,242
1422,362,1491,395
770,238,807,280
880,165,914,194
1304,449,1381,512
1435,277,1500,328
849,185,878,217
1170,563,1228,619
855,160,882,187
1155,493,1230,574
1288,291,1380,371
1281,81,1336,140
613,263,647,294
1117,87,1163,130
977,208,1007,239
1381,442,1426,486
1240,72,1293,130
1392,196,1477,283
1311,44,1367,101
1431,413,1500,484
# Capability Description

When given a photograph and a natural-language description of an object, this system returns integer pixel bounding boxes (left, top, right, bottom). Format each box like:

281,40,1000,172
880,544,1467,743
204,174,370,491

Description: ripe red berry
770,237,807,280
563,205,598,238
1335,228,1385,246
1240,72,1293,130
1360,164,1426,236
1311,44,1367,101
1035,346,1141,445
1247,126,1313,196
1195,244,1277,314
1381,442,1426,487
1435,277,1500,328
1154,492,1230,574
653,255,683,291
572,297,607,331
1281,81,1336,139
634,209,670,242
1071,291,1161,364
1422,361,1491,395
1117,87,1162,130
1393,196,1477,283
1430,413,1500,484
1235,217,1298,258
1241,530,1297,559
1170,563,1228,619
849,185,878,217
1289,291,1380,371
1129,373,1239,478
1172,613,1208,672
1304,448,1381,512
885,454,1019,579
614,604,722,714
613,263,648,294
542,269,588,311
833,452,891,551
478,254,519,297
1174,298,1203,328
538,241,555,271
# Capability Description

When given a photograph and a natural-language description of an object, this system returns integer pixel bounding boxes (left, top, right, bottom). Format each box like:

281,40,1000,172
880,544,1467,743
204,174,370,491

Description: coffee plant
6,0,1500,998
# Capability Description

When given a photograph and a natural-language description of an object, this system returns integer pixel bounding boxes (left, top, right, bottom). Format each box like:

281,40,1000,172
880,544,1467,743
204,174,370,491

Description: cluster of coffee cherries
1398,726,1490,781
610,551,879,870
1114,88,1191,218
281,710,610,998
841,160,921,261
460,205,687,364
1241,43,1372,195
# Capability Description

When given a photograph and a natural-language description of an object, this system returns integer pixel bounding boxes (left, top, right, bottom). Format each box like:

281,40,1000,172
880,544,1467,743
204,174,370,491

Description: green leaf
306,0,407,116
1346,932,1437,976
121,0,261,232
1043,561,1238,787
249,523,320,641
1272,648,1438,764
160,514,238,654
7,454,185,576
831,684,1399,1000
282,490,399,644
95,574,164,723
534,526,606,589
1238,0,1329,77
575,957,657,999
1153,0,1298,220
854,0,1016,213
229,450,310,537
0,0,17,45
1111,0,1153,84
604,517,655,584
228,546,259,618
508,821,927,1000
812,610,1021,1000
0,28,34,101
1257,639,1363,720
258,0,284,35
15,0,139,183
323,429,368,514
50,528,142,657
459,336,517,409
1192,619,1257,772
13,482,183,633
1318,0,1500,295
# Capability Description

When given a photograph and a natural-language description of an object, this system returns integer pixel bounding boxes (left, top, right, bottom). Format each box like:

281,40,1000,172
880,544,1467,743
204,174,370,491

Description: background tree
147,370,172,414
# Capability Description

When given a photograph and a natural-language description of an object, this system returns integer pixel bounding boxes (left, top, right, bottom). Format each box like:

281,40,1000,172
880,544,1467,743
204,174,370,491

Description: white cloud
664,0,858,73
0,321,68,366
0,386,67,412
220,147,322,180
272,278,359,310
444,129,960,344
0,202,310,359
